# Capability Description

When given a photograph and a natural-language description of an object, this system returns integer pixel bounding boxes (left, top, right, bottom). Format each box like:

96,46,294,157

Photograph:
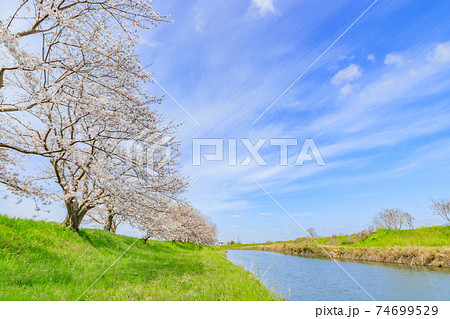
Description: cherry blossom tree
0,0,169,112
86,150,187,233
86,203,126,233
0,150,27,195
0,1,188,230
141,204,217,246
0,1,212,243
1,95,186,230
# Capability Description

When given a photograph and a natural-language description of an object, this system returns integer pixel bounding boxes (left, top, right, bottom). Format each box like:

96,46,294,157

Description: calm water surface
226,250,450,301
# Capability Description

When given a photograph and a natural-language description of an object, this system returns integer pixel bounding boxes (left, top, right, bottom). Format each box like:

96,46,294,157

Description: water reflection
226,250,450,301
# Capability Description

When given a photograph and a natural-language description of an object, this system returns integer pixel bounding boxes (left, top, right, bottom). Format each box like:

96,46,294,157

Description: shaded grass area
0,215,277,300
222,226,450,268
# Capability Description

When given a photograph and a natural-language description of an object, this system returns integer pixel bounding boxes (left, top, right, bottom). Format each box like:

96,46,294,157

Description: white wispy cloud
384,52,404,65
331,64,362,85
229,214,242,218
340,83,354,96
428,41,450,63
308,42,450,136
259,212,273,216
140,38,163,48
193,6,205,33
249,0,277,17
331,64,362,96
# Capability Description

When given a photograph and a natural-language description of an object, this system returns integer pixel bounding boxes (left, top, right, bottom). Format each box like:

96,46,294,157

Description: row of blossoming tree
0,0,216,245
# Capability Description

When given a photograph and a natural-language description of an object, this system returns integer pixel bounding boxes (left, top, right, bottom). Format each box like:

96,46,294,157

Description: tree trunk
63,199,87,231
104,211,116,233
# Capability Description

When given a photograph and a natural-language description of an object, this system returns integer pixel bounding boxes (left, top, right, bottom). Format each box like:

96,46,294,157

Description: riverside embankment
0,215,278,300
222,227,450,268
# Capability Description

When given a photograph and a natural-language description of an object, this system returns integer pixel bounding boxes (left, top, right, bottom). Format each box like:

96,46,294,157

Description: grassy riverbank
0,215,277,300
222,226,450,268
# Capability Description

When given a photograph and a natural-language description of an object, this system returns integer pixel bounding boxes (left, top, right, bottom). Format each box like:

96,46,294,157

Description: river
226,250,450,301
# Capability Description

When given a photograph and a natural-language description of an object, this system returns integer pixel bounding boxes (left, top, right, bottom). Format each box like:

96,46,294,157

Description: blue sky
2,0,450,243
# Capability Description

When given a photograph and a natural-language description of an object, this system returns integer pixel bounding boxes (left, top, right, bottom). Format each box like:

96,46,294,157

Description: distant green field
222,226,450,249
0,215,277,300
221,226,450,267
334,227,449,247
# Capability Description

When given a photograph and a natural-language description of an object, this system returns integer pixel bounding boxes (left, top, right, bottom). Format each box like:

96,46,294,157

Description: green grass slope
344,226,449,247
0,215,277,301
303,226,450,247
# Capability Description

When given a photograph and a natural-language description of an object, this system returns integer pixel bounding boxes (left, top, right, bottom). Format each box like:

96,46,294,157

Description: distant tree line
372,209,414,231
300,198,449,241
430,199,450,223
370,198,449,231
